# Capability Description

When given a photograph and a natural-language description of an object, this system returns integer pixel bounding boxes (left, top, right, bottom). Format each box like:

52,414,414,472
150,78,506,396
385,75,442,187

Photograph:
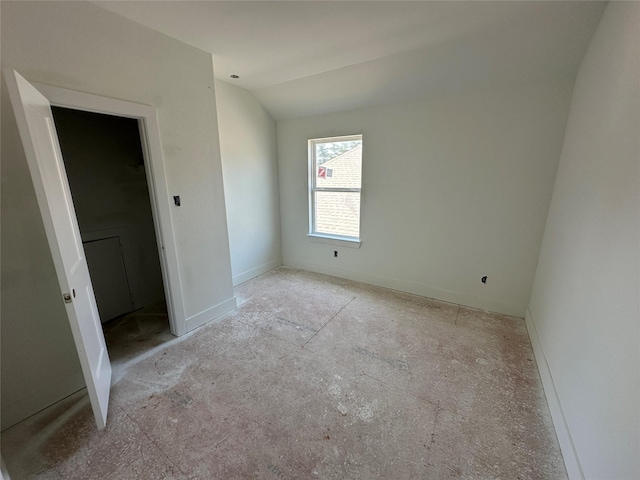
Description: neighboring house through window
308,135,363,243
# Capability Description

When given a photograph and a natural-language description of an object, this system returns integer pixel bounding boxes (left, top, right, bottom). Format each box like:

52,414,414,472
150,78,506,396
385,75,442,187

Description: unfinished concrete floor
2,267,566,479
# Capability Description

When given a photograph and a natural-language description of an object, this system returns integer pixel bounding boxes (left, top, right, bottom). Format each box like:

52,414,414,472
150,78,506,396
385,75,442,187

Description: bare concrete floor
1,267,566,479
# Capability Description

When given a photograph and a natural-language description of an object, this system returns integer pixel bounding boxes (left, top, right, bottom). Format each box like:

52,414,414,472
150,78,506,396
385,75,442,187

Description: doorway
51,107,173,371
6,72,192,429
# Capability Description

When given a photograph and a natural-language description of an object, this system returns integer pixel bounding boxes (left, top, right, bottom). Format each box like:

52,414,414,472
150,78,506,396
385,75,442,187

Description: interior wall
527,2,640,478
215,80,282,285
52,108,165,310
1,0,234,429
277,79,574,317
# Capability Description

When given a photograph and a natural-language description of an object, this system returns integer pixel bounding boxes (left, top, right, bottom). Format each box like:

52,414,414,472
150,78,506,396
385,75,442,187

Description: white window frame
307,134,363,248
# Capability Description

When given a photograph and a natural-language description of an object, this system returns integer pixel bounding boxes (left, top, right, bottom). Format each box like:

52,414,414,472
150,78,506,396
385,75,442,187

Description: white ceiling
95,1,606,120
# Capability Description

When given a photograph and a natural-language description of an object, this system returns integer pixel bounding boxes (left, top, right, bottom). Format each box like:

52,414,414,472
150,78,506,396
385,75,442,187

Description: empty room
1,1,637,479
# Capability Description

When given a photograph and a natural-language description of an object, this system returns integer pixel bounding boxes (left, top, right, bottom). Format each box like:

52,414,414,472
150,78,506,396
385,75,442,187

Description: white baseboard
232,258,282,286
1,372,85,431
283,257,526,318
185,296,237,332
525,308,584,480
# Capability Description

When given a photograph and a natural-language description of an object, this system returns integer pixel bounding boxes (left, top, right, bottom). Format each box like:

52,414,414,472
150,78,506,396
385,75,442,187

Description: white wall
216,80,282,285
527,2,640,479
1,1,234,428
277,79,574,317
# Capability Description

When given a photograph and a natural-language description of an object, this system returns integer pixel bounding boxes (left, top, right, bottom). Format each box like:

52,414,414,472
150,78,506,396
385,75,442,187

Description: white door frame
34,82,187,336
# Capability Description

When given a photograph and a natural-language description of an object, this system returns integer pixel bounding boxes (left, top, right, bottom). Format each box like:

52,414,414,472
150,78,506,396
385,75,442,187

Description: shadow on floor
102,303,173,376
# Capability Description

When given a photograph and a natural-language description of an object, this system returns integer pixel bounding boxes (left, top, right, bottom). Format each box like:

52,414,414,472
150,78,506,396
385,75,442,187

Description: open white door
5,70,111,429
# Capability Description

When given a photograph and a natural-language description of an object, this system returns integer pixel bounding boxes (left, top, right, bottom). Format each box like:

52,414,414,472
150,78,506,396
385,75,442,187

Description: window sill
307,234,361,249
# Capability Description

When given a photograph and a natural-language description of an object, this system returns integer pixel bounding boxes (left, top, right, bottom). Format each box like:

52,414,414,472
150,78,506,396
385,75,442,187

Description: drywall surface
1,1,234,428
216,80,282,285
53,108,165,311
528,2,640,478
278,80,574,317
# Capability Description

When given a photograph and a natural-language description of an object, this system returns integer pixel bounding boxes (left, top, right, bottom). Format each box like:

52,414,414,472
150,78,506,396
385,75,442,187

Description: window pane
316,141,361,189
314,191,360,238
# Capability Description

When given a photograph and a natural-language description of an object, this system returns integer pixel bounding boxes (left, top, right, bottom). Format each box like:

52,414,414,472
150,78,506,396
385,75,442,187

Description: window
308,135,362,243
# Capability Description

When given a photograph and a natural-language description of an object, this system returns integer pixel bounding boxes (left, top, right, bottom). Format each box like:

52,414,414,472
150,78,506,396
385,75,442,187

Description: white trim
137,115,185,336
525,308,584,480
32,82,187,337
309,134,363,144
185,297,237,331
313,187,361,193
232,258,282,286
308,134,363,242
284,257,525,317
307,234,361,249
33,83,152,119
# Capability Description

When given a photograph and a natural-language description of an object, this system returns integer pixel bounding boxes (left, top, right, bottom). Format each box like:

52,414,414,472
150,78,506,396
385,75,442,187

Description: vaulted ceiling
96,1,606,120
